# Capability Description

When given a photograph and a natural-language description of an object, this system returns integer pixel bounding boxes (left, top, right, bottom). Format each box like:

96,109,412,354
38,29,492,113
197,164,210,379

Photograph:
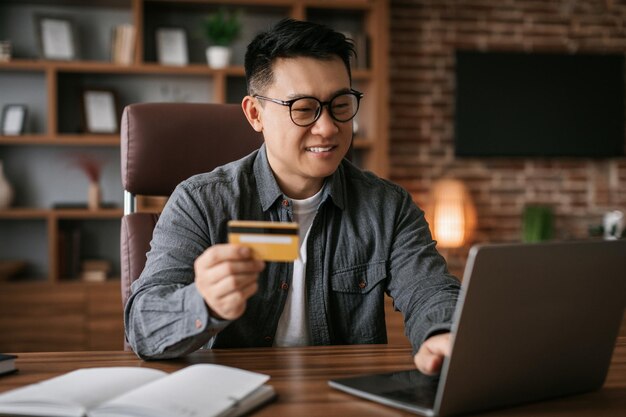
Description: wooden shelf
0,135,52,145
0,208,50,219
1,59,244,75
7,0,133,7
0,208,122,220
53,208,123,219
302,0,372,8
54,134,120,146
0,134,119,146
1,59,371,78
0,60,46,72
0,278,121,286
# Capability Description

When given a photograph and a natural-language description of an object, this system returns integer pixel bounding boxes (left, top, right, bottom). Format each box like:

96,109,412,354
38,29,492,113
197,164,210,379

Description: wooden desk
1,340,625,416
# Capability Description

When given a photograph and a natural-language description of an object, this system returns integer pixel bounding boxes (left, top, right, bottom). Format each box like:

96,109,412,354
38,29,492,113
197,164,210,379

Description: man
125,19,460,375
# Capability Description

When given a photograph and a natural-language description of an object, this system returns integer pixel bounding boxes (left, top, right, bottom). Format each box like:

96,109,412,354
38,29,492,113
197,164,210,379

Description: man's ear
242,96,263,132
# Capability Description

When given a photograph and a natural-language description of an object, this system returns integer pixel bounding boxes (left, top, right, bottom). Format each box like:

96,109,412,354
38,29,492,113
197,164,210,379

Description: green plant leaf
202,8,241,46
522,205,554,243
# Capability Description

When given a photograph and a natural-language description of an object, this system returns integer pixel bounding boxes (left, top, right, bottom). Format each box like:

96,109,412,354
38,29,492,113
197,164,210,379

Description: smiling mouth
306,146,336,153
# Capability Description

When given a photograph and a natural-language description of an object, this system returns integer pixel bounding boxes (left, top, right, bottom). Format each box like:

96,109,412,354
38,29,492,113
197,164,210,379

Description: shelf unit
0,0,388,350
0,0,388,282
0,207,122,282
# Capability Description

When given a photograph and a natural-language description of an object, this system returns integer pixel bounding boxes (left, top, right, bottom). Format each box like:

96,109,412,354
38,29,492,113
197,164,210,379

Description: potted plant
201,8,241,69
522,205,554,243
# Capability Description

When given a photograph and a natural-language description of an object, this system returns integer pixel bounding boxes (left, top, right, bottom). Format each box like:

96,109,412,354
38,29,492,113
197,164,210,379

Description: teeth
307,146,333,153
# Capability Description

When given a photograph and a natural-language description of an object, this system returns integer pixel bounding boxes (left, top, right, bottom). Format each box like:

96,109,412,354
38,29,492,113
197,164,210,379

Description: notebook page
0,367,166,416
93,364,270,417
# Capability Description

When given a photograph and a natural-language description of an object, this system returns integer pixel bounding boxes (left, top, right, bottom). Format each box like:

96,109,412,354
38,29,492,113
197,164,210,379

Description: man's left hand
413,332,451,375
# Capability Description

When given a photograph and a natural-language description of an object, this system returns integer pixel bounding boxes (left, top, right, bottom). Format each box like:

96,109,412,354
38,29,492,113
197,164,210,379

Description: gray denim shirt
125,144,460,359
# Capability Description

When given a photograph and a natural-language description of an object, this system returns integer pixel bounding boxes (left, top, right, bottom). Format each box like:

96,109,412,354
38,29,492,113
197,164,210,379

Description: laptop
329,240,626,416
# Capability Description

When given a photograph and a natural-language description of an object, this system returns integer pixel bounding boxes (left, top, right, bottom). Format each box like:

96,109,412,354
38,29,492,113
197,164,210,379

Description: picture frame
35,15,78,60
156,27,188,66
81,89,119,134
1,104,27,136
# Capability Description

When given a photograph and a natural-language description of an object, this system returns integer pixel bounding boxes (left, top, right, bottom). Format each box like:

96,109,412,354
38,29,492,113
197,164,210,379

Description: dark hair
245,18,356,95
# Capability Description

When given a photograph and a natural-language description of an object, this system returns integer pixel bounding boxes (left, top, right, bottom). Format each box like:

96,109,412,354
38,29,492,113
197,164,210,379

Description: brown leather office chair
120,103,263,346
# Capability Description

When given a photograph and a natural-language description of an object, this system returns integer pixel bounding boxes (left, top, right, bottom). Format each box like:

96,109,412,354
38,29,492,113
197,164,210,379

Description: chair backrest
121,102,263,198
120,103,263,341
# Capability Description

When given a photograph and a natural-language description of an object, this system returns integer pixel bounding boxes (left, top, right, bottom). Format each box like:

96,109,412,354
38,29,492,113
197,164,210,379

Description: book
57,225,81,279
80,270,107,282
0,354,17,376
80,259,112,282
0,364,275,417
352,32,370,69
111,24,136,65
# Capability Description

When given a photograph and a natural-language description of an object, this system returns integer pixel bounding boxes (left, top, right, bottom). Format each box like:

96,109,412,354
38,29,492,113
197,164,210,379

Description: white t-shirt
273,189,323,347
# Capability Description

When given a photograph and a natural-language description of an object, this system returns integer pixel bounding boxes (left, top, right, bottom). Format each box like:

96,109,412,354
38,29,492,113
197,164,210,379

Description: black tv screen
454,51,625,157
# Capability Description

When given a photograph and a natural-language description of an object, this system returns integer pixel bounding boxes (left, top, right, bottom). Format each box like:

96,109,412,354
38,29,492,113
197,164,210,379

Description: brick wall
389,0,626,267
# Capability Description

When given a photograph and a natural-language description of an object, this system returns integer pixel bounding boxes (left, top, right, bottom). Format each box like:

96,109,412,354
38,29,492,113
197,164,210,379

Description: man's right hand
194,244,265,321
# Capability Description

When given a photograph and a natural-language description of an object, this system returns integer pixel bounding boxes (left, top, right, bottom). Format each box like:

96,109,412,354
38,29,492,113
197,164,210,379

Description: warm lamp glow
426,179,477,248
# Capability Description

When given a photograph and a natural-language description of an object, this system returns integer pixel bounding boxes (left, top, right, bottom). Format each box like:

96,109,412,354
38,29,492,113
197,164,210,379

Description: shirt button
282,199,289,207
264,336,272,342
195,319,203,329
280,282,289,290
358,280,367,289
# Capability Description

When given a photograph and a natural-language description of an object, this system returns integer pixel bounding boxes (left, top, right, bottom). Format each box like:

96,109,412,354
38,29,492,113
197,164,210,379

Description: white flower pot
206,46,232,69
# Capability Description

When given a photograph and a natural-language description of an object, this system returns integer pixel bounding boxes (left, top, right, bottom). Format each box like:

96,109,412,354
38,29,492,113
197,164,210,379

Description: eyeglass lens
290,93,359,126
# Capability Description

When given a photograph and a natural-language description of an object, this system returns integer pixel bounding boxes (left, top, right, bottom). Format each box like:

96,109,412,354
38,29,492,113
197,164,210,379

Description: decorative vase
206,46,231,69
0,160,14,210
87,181,101,210
603,210,624,240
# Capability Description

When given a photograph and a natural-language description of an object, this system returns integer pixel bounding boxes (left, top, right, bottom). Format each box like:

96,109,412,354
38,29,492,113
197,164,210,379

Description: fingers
208,278,259,320
208,269,259,296
194,244,265,321
413,333,452,375
196,244,255,269
204,259,264,286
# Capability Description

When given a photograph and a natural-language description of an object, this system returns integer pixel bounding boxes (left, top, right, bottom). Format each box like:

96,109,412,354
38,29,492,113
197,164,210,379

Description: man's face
247,56,353,199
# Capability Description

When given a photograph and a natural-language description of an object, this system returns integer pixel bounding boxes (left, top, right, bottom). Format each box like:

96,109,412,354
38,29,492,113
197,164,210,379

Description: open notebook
330,240,626,416
0,363,275,417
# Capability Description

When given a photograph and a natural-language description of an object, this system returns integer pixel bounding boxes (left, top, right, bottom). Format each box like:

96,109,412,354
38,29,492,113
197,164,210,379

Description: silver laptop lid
435,240,626,416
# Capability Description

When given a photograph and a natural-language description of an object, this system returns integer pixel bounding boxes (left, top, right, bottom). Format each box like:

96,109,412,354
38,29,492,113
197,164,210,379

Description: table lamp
426,178,477,248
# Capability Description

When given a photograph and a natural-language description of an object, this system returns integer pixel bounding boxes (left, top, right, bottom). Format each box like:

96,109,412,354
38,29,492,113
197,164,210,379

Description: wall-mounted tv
454,51,625,157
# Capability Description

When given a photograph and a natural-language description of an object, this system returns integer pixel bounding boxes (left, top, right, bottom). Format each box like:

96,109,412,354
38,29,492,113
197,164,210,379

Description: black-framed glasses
253,89,363,127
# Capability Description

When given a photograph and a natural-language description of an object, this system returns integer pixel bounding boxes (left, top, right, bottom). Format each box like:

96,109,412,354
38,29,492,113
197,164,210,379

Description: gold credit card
227,220,299,262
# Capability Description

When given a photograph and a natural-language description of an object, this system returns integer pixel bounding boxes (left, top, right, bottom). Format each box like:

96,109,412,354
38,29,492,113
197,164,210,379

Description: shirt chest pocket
329,262,388,344
330,262,387,294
